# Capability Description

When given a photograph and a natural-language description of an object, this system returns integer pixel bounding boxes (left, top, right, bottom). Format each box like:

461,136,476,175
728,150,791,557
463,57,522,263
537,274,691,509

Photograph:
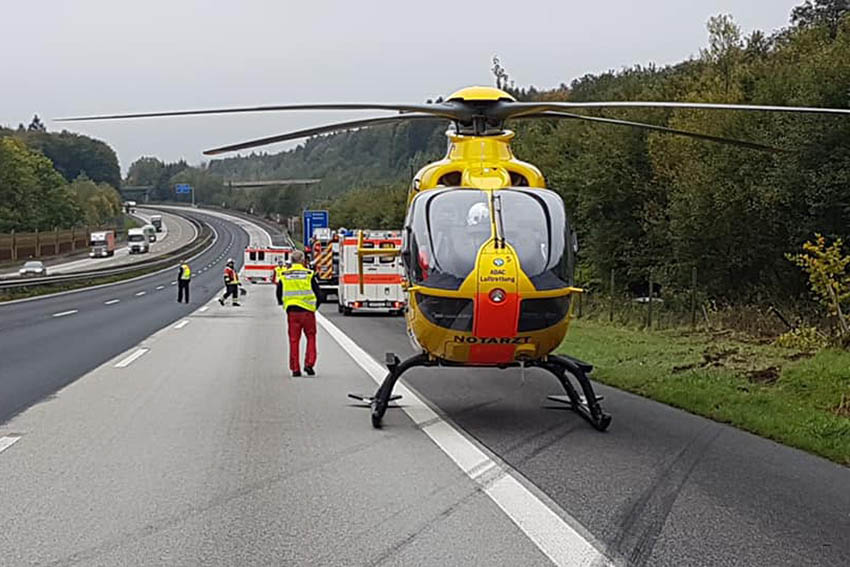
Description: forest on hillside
122,1,850,306
0,118,123,232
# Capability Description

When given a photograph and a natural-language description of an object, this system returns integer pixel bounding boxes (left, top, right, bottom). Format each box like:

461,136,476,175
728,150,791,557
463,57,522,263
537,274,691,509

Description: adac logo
493,258,505,267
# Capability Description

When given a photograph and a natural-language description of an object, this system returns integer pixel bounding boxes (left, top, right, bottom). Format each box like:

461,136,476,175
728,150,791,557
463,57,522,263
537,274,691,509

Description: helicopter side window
499,189,572,290
407,189,492,290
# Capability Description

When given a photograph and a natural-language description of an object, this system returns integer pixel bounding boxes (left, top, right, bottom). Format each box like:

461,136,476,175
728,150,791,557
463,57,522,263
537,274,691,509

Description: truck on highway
142,224,157,243
89,230,116,258
124,201,136,214
150,214,163,232
127,228,150,254
309,227,340,301
338,230,405,316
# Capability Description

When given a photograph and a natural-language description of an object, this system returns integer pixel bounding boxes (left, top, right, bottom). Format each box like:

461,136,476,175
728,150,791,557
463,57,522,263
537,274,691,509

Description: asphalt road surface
1,211,848,567
0,209,247,423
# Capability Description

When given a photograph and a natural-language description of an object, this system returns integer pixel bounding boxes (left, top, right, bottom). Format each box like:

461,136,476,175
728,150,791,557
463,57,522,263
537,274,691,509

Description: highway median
0,212,213,303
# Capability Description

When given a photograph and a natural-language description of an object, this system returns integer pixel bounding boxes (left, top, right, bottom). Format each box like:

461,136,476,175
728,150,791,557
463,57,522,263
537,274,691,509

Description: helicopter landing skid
532,355,612,431
348,352,611,431
348,352,434,428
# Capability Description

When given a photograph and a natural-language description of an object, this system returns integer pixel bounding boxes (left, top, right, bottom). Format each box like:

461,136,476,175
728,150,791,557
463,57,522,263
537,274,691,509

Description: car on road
19,260,47,277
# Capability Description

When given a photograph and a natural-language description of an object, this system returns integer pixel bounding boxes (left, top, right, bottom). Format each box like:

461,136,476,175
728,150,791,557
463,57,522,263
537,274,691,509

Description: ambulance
243,246,292,283
338,230,406,316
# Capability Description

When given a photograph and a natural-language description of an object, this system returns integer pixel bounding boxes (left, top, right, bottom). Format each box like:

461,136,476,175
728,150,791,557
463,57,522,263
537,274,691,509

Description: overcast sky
1,0,802,174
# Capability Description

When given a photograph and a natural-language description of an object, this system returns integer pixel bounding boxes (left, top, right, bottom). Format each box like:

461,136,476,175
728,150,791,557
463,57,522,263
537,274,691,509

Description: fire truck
337,230,406,316
243,246,292,284
309,227,339,301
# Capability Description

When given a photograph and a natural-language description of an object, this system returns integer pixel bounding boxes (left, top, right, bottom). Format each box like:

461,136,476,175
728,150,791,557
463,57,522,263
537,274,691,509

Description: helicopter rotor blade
513,111,783,152
499,100,850,120
203,114,446,155
55,102,465,122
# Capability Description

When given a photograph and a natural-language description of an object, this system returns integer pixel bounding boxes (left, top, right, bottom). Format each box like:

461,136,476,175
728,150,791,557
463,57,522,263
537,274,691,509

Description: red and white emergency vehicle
338,230,406,316
243,246,292,284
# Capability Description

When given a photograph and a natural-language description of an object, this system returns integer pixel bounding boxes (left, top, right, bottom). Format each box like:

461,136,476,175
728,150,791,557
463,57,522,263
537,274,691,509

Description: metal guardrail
0,214,212,291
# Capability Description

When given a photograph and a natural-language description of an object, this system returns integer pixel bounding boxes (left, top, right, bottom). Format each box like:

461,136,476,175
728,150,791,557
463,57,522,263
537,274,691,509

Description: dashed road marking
0,435,22,455
135,291,146,296
316,312,612,567
104,299,120,305
156,285,165,290
174,320,190,329
52,310,78,318
171,281,177,285
115,348,149,368
199,306,209,312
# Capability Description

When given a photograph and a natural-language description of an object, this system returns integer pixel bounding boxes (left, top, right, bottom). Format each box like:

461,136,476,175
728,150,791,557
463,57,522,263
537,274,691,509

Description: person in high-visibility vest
218,258,241,307
282,249,321,377
273,259,285,306
177,261,191,303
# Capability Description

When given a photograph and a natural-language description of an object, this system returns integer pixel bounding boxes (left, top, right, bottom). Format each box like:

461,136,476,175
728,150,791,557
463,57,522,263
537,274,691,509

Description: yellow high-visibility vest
180,264,191,280
282,263,317,312
274,266,285,283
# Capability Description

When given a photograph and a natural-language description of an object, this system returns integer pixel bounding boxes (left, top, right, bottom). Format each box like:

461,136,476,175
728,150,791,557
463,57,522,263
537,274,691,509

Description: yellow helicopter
61,86,850,430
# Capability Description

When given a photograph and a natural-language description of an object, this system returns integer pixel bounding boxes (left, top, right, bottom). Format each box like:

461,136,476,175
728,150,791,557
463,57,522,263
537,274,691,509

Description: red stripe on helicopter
469,291,520,364
341,274,403,284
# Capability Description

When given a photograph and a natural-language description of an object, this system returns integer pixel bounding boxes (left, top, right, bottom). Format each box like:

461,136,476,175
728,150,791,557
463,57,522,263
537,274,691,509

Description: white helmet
466,202,490,226
226,258,234,266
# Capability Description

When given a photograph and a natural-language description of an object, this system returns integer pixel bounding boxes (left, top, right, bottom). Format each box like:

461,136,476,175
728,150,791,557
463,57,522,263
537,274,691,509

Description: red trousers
287,309,317,372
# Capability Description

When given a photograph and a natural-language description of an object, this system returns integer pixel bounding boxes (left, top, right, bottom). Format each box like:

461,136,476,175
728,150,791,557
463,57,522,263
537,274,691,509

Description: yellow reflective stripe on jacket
282,264,316,312
181,264,191,280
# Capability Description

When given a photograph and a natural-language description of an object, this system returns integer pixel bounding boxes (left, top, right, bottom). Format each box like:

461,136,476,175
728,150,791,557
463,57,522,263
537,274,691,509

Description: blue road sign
175,183,192,194
303,210,329,247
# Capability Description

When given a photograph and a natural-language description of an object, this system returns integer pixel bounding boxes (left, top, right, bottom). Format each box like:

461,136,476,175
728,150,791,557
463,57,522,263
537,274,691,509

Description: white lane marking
104,299,120,305
52,310,78,318
171,281,177,285
0,435,22,455
316,313,611,567
114,348,149,368
174,320,190,329
135,291,146,296
156,285,165,290
199,306,209,313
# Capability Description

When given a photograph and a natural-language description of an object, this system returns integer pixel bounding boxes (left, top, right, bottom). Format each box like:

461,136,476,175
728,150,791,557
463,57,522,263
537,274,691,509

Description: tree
791,0,850,38
0,137,79,231
27,115,46,132
787,234,850,341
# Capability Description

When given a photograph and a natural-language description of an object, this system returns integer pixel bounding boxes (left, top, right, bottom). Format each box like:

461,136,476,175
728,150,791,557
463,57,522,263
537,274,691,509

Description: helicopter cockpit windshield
498,189,573,290
405,188,574,291
407,189,492,290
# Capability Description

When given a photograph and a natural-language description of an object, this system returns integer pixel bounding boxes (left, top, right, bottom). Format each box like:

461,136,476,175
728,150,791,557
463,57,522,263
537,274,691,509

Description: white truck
127,228,150,254
89,230,116,257
142,224,157,243
150,214,163,232
338,230,405,316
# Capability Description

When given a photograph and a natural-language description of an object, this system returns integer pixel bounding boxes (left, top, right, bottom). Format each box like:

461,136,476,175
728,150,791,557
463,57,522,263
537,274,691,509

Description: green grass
558,320,850,465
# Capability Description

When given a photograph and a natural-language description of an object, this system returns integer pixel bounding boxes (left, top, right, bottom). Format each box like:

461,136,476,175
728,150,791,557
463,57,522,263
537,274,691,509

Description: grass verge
558,320,850,465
